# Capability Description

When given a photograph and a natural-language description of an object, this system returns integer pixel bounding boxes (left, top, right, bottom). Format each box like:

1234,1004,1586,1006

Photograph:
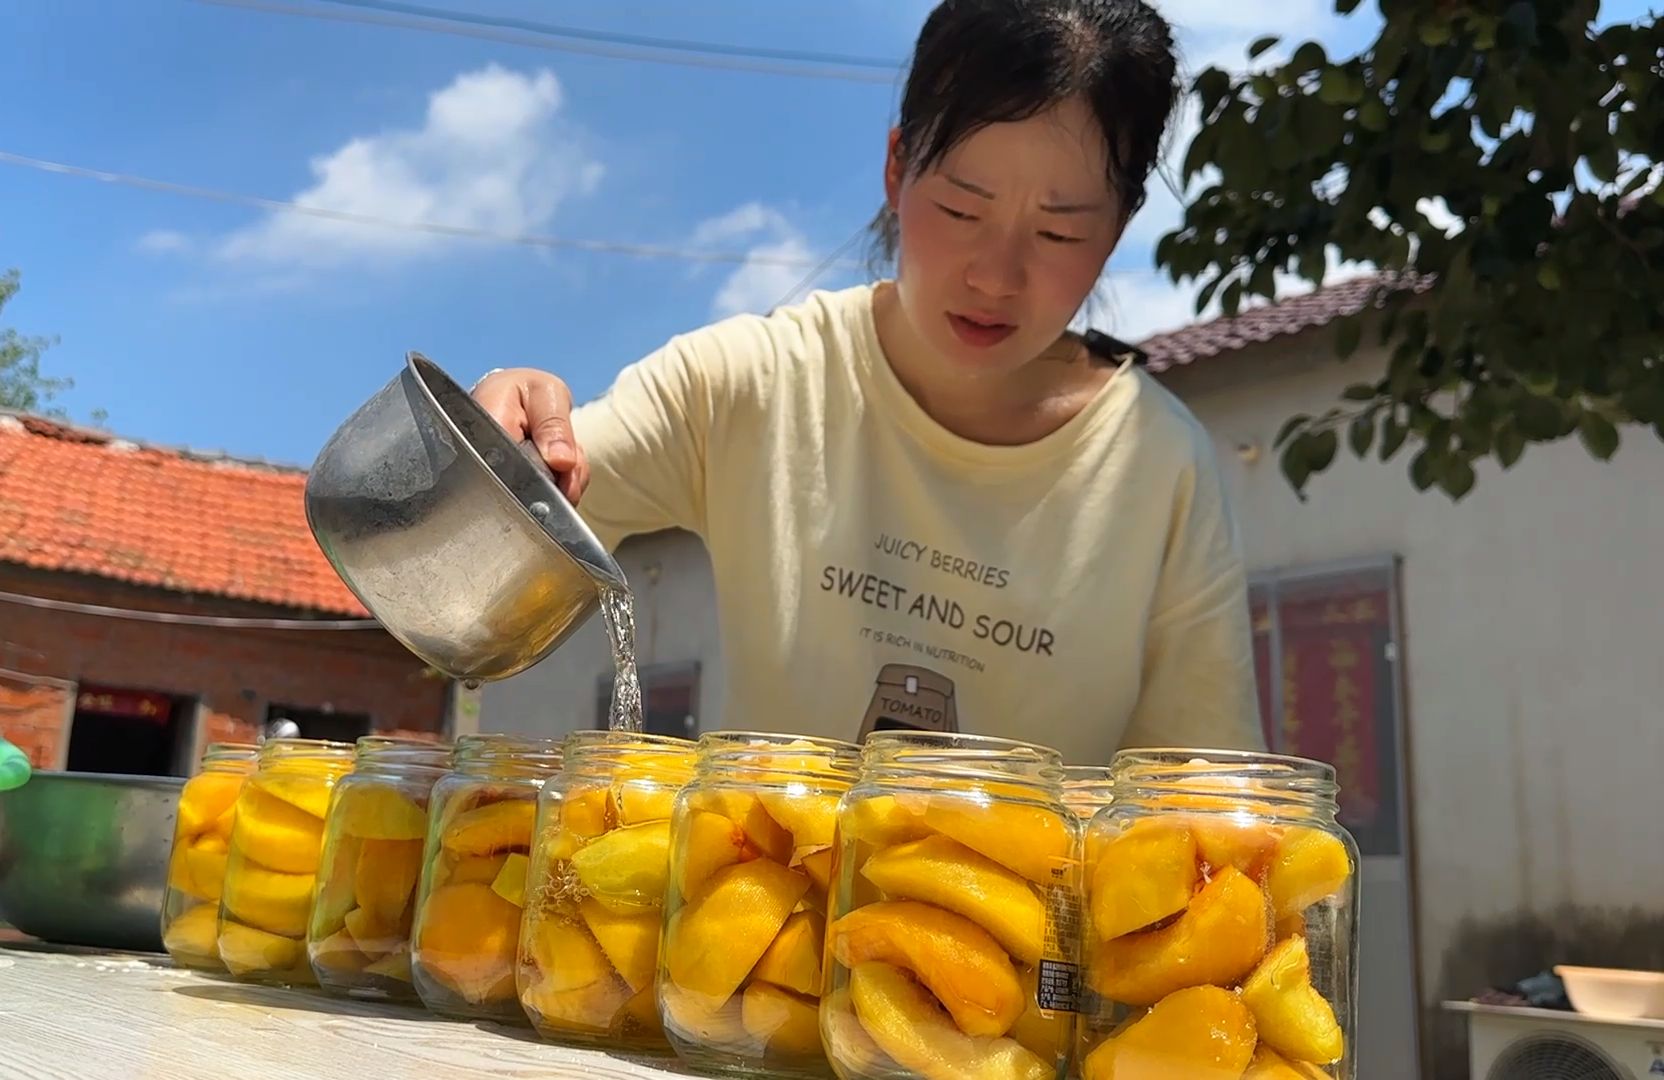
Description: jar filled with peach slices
517,730,695,1053
1079,749,1359,1080
307,736,452,1000
824,731,1078,1080
216,737,356,985
657,732,859,1078
160,742,258,970
408,732,561,1022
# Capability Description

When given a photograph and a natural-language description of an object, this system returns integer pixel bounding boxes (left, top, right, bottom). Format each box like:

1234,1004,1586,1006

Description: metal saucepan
0,770,183,952
305,352,627,683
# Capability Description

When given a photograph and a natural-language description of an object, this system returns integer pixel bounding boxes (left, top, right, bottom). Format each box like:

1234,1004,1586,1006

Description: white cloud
693,203,817,319
136,229,192,255
216,64,602,268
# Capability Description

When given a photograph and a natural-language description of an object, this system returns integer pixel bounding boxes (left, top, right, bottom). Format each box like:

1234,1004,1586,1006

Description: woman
475,0,1264,764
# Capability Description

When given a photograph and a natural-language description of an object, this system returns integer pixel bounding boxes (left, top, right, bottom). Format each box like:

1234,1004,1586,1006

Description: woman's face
886,96,1126,378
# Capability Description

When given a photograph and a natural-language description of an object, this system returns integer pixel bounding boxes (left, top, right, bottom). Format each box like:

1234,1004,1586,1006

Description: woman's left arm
1119,441,1267,753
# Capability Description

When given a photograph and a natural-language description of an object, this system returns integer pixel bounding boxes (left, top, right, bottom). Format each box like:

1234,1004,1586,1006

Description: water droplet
463,678,481,691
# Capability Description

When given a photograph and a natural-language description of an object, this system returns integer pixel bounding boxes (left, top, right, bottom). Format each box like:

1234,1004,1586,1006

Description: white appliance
1443,1001,1664,1078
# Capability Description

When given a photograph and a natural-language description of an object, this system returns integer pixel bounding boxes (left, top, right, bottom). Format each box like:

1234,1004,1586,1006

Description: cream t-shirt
570,283,1263,764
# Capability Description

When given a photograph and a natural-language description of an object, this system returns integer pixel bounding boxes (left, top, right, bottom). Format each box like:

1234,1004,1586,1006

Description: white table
0,940,697,1079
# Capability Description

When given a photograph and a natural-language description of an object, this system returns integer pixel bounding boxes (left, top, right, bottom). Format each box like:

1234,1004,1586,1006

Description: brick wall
0,564,449,771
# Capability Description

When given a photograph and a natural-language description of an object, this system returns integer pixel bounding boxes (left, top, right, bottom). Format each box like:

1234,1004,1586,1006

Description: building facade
481,277,1664,1078
0,412,451,774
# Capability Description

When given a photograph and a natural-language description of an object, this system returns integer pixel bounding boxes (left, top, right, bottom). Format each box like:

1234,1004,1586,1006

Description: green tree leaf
1349,413,1375,457
1578,412,1621,460
1380,415,1409,461
1497,425,1527,468
1439,456,1477,500
1248,36,1280,60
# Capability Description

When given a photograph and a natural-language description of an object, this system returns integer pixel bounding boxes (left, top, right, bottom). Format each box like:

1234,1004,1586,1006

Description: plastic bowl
1555,965,1664,1021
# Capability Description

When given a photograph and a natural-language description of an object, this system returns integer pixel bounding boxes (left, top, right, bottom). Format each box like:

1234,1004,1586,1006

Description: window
1249,558,1407,858
266,703,372,744
596,662,700,739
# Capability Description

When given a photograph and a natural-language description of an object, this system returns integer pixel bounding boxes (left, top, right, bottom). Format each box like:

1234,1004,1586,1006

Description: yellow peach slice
698,790,794,865
1266,827,1352,921
251,773,335,819
662,983,750,1048
180,835,230,903
578,897,659,993
343,905,401,959
232,784,326,875
162,903,221,962
571,820,672,911
842,795,932,847
1089,819,1200,942
614,782,679,825
1243,1045,1333,1079
848,961,1052,1080
333,785,429,841
1007,965,1066,1065
1080,984,1257,1080
830,899,1024,1038
919,795,1075,885
415,882,522,1003
756,790,840,850
526,917,612,992
440,799,535,858
675,810,749,900
491,852,529,908
620,985,664,1039
364,946,412,983
1088,866,1270,1007
177,773,246,838
221,863,316,937
741,982,823,1058
444,853,509,886
750,909,825,997
525,971,632,1034
1188,814,1282,877
560,787,613,838
822,986,893,1075
355,838,423,925
1241,935,1345,1064
665,859,810,1002
860,834,1046,966
218,921,305,977
312,928,369,974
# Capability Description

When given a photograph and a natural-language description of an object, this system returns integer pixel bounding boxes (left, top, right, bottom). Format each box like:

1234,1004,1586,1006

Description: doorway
64,685,194,777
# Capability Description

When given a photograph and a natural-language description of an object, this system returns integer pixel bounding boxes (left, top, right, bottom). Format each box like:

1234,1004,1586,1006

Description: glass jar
409,732,562,1022
657,732,860,1078
307,736,452,1000
824,731,1078,1080
1079,749,1359,1080
216,737,356,985
518,730,696,1053
160,742,259,970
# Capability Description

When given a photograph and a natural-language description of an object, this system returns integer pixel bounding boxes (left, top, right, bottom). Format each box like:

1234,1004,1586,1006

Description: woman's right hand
472,367,591,504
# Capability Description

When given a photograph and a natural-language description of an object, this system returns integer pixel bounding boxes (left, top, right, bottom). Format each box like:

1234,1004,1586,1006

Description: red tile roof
1139,272,1431,373
0,412,366,616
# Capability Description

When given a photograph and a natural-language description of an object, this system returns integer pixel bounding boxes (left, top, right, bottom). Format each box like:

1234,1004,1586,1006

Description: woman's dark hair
872,0,1181,263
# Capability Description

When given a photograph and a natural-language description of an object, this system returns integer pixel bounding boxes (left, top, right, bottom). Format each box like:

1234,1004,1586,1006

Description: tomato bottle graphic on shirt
858,664,959,739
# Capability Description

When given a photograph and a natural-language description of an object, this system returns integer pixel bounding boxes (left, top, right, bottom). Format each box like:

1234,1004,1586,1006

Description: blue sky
2,0,1641,466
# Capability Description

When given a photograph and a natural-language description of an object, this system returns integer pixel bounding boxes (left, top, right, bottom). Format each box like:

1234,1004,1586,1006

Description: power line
194,0,905,85
0,149,864,270
0,586,382,630
317,0,904,70
772,224,871,310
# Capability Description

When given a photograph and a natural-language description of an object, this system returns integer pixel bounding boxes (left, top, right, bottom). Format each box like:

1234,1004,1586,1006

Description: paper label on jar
1038,878,1082,1013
